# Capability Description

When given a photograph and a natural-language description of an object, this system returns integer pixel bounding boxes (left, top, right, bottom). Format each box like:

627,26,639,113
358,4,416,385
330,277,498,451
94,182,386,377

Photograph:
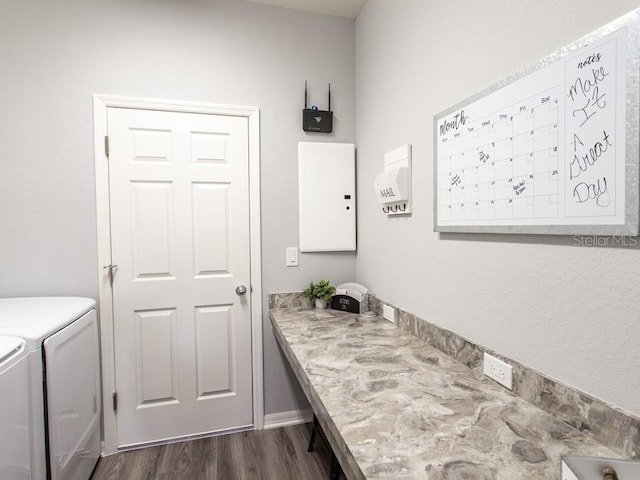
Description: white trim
248,108,265,431
93,97,116,454
93,94,263,454
263,409,314,430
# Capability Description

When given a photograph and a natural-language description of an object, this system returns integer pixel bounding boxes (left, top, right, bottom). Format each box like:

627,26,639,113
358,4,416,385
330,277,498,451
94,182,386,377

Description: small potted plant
303,279,336,309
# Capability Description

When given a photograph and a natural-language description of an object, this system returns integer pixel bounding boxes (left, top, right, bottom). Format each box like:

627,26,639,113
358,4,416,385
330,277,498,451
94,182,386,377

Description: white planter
314,298,328,309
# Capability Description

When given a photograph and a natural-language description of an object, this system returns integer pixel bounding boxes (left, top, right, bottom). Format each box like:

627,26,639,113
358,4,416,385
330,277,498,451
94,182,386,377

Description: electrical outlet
483,352,513,390
382,304,395,323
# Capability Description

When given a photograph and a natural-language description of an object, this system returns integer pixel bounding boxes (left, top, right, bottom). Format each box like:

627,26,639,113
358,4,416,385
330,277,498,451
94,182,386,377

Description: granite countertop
270,307,619,480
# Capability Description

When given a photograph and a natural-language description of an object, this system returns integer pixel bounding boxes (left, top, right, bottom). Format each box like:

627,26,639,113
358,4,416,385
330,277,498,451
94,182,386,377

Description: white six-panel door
107,107,253,447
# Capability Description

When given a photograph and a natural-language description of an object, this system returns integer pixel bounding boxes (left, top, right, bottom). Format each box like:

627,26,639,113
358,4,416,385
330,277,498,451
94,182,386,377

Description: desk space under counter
269,307,619,480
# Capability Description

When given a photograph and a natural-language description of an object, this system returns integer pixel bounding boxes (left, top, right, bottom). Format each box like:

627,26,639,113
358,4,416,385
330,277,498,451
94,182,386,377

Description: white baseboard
263,408,313,430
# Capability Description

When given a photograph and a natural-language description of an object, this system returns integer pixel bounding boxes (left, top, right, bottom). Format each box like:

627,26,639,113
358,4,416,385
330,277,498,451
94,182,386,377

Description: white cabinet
298,142,356,252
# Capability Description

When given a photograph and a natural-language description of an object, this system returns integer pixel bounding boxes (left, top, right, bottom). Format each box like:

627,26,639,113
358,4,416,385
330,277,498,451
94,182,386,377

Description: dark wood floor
91,423,334,480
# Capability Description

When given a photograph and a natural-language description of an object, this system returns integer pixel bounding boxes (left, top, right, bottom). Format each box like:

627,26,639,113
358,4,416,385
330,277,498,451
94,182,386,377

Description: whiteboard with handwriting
434,11,639,235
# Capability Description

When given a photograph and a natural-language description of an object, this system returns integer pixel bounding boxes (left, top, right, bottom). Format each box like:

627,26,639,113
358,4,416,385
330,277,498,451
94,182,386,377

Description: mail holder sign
375,167,409,203
375,144,412,215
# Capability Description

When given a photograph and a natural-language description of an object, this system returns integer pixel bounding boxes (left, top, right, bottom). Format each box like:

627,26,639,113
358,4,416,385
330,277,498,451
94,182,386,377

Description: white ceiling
242,0,367,19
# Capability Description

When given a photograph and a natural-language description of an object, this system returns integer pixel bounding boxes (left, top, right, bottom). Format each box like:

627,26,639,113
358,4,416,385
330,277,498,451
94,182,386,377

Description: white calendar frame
433,10,640,235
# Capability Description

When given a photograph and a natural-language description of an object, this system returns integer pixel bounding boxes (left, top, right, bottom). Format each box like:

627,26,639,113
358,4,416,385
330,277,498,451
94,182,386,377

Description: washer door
43,310,101,480
0,336,31,480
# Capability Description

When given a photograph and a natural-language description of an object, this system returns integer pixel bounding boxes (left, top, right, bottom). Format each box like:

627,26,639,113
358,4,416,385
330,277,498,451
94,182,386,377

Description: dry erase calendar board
434,10,640,235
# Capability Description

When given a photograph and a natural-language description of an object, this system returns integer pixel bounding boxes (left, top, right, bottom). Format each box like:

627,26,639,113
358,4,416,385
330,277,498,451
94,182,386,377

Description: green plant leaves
302,279,336,301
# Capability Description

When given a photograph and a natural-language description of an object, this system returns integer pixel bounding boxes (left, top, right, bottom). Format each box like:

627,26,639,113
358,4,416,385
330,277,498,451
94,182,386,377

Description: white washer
0,336,31,480
0,298,101,480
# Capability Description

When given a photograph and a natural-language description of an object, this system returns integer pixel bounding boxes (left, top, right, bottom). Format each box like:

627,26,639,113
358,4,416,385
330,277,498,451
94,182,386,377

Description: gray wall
355,0,640,417
0,0,356,416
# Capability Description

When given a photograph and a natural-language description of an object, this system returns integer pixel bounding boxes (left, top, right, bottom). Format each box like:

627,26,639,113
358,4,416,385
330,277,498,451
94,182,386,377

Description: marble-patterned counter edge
269,308,366,480
269,292,640,459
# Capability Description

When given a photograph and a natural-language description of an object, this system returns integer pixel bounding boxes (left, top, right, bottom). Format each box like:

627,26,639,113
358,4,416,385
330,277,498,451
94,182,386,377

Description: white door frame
93,94,263,454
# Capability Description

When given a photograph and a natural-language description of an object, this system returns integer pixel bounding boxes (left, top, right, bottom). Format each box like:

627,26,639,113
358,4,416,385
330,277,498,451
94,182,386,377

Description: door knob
235,285,247,296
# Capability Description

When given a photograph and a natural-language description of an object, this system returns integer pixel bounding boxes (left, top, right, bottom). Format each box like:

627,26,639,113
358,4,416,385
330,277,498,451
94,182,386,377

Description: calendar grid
437,87,561,224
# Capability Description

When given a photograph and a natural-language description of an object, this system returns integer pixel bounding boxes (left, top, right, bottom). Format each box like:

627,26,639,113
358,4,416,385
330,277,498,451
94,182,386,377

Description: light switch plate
286,247,299,267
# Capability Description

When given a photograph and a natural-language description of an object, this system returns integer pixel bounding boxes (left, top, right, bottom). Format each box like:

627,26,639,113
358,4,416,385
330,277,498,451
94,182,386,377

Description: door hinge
104,135,110,158
103,264,118,287
112,392,118,412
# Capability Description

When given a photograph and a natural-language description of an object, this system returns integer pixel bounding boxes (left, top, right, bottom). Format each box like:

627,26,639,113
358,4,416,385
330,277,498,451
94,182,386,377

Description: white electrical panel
298,142,356,252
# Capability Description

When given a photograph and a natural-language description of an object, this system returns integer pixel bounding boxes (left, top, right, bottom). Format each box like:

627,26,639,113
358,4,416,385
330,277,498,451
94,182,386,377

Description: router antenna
304,81,308,109
328,83,331,111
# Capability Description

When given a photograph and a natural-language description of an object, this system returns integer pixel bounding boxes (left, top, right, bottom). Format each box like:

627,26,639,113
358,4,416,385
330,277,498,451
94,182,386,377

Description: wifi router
302,81,333,133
